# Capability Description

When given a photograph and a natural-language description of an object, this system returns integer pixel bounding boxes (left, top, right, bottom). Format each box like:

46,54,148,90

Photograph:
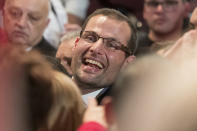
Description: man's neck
81,87,101,95
149,28,183,42
72,77,103,95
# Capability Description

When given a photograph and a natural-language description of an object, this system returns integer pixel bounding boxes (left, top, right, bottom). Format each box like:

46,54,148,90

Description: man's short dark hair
80,8,137,55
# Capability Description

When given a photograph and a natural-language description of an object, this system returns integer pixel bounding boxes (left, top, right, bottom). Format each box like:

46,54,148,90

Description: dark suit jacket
96,86,112,104
34,38,57,57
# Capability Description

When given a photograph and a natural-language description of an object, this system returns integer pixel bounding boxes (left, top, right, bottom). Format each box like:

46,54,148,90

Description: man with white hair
3,0,56,56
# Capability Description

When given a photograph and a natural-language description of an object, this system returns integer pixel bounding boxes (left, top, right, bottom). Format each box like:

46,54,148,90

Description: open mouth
83,58,104,70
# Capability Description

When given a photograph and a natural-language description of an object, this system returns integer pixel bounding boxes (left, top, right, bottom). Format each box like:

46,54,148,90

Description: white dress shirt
82,88,104,105
44,0,67,48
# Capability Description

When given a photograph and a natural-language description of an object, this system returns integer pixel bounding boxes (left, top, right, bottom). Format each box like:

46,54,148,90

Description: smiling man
3,0,56,56
71,8,137,102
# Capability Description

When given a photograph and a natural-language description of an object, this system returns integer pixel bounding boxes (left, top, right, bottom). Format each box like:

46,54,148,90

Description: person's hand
83,98,108,128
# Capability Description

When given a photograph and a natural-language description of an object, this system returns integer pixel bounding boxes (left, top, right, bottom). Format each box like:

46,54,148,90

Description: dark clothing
136,32,178,56
34,38,56,57
135,32,154,56
96,86,112,104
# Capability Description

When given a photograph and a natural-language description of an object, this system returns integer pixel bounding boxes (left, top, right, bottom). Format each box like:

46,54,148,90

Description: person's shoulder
135,31,154,56
34,38,57,57
137,31,153,47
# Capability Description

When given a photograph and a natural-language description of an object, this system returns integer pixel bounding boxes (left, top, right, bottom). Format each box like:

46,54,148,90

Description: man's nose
16,15,28,28
89,38,105,55
156,4,165,12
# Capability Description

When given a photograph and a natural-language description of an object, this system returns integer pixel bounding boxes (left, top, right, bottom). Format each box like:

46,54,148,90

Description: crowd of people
0,0,197,131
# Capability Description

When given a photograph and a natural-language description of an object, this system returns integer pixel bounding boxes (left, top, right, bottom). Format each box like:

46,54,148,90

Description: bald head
113,55,197,131
3,0,50,47
4,0,50,17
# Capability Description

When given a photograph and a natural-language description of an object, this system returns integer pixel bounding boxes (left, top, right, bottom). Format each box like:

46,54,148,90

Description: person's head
56,31,80,76
3,0,50,48
103,54,197,131
103,55,177,130
0,45,33,131
0,45,54,131
102,55,172,130
71,8,137,93
44,71,85,131
143,0,189,40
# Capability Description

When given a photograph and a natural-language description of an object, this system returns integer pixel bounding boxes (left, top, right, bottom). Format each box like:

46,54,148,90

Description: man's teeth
85,59,103,69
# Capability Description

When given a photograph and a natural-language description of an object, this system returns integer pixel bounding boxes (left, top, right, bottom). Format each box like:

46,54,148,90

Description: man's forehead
5,0,49,14
85,15,130,34
85,15,131,47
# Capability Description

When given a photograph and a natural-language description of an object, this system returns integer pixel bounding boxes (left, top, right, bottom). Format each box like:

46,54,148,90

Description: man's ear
122,55,136,69
71,37,80,52
101,96,116,126
45,18,50,28
74,37,80,47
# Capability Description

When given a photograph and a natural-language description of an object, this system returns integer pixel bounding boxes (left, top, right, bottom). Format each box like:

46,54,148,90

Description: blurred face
56,38,76,75
190,7,197,29
189,0,197,12
3,0,49,48
143,0,186,35
71,15,132,89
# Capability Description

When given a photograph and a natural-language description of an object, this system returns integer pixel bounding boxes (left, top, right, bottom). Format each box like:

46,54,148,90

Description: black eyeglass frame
80,31,132,57
144,0,179,10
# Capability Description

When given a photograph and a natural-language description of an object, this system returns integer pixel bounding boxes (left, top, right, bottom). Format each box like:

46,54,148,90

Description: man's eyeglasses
80,31,132,56
145,0,179,11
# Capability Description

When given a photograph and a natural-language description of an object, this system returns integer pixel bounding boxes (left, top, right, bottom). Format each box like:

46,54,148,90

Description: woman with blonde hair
45,71,85,131
0,46,85,131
